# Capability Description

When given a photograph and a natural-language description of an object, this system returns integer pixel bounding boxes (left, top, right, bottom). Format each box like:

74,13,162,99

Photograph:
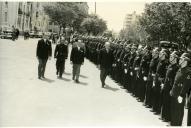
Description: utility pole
95,2,96,14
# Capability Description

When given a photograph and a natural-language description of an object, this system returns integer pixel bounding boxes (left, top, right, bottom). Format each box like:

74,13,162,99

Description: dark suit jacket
36,39,52,59
98,48,114,69
70,46,85,64
54,43,68,60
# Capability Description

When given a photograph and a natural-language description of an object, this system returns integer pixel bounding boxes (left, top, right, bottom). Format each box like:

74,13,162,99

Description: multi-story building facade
0,2,19,29
0,2,49,33
0,2,89,33
123,11,139,29
31,2,51,32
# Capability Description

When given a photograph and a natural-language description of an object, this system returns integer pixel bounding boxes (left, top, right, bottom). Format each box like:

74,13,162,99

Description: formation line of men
83,36,191,126
36,33,191,126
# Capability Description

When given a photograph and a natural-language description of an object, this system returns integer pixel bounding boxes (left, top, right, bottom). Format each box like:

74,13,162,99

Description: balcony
18,8,22,14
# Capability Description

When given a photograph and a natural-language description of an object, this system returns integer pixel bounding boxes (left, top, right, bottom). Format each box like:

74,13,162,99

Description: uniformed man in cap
148,47,160,111
153,48,169,115
121,44,131,89
170,52,191,126
161,51,179,122
128,44,137,92
138,45,152,103
131,45,143,98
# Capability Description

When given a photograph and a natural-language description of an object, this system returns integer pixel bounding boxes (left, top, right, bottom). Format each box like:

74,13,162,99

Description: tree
43,2,88,32
139,2,191,48
81,14,107,36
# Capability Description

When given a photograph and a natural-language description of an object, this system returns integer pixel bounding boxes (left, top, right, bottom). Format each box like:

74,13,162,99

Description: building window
17,15,21,28
36,12,38,18
5,12,8,22
37,3,39,8
5,2,8,8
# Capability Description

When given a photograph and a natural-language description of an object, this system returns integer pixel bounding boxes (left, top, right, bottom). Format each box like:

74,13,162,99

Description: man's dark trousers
170,97,185,126
56,59,65,77
100,67,110,87
73,64,81,80
38,58,47,78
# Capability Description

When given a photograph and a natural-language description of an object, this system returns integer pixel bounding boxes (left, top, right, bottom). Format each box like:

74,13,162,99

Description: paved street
0,38,174,126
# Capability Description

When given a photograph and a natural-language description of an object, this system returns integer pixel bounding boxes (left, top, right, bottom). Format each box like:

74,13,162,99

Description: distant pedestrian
36,33,52,79
54,36,68,78
70,39,85,83
98,42,114,88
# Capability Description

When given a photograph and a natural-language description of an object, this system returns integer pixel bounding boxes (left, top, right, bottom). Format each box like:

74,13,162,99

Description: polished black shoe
76,79,79,83
56,71,59,75
38,76,41,79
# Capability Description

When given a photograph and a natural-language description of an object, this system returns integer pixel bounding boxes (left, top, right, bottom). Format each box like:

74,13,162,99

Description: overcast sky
88,2,146,33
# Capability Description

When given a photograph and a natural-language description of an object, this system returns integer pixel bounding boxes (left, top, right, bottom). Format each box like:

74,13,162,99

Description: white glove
153,81,155,87
118,59,120,62
143,77,147,81
124,64,127,66
130,72,133,76
135,67,139,71
124,69,127,74
178,96,183,104
161,84,164,89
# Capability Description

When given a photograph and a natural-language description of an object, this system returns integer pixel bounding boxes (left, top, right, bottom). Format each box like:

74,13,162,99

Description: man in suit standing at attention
36,33,52,79
98,42,114,88
70,39,85,83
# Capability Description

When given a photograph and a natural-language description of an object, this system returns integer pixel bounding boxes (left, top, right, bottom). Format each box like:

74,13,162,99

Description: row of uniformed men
80,36,191,126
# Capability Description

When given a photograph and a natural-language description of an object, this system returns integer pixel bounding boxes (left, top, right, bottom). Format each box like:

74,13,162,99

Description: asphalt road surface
0,37,187,126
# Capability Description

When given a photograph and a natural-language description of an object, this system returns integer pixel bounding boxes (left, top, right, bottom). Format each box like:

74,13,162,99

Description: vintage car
37,32,43,38
0,26,13,39
0,30,13,39
29,31,38,38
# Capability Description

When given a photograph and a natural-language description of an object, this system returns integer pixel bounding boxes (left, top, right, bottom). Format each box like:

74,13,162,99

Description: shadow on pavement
57,77,71,81
77,81,88,86
79,74,88,78
104,84,119,92
63,72,71,75
42,78,55,83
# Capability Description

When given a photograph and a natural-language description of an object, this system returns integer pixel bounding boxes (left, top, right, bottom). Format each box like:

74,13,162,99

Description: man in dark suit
36,33,52,79
70,39,85,83
54,36,68,78
98,42,114,88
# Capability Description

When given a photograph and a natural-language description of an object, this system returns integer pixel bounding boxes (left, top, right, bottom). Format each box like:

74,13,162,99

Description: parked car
29,31,38,38
37,32,43,38
0,26,14,39
0,30,13,39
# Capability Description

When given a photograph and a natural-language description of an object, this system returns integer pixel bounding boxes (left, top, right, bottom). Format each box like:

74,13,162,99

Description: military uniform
131,50,142,98
121,46,131,89
127,44,137,92
161,51,179,122
153,49,169,114
170,53,191,126
138,46,152,103
146,48,159,109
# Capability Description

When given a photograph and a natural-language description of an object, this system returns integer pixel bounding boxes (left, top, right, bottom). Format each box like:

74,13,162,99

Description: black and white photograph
0,0,191,126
